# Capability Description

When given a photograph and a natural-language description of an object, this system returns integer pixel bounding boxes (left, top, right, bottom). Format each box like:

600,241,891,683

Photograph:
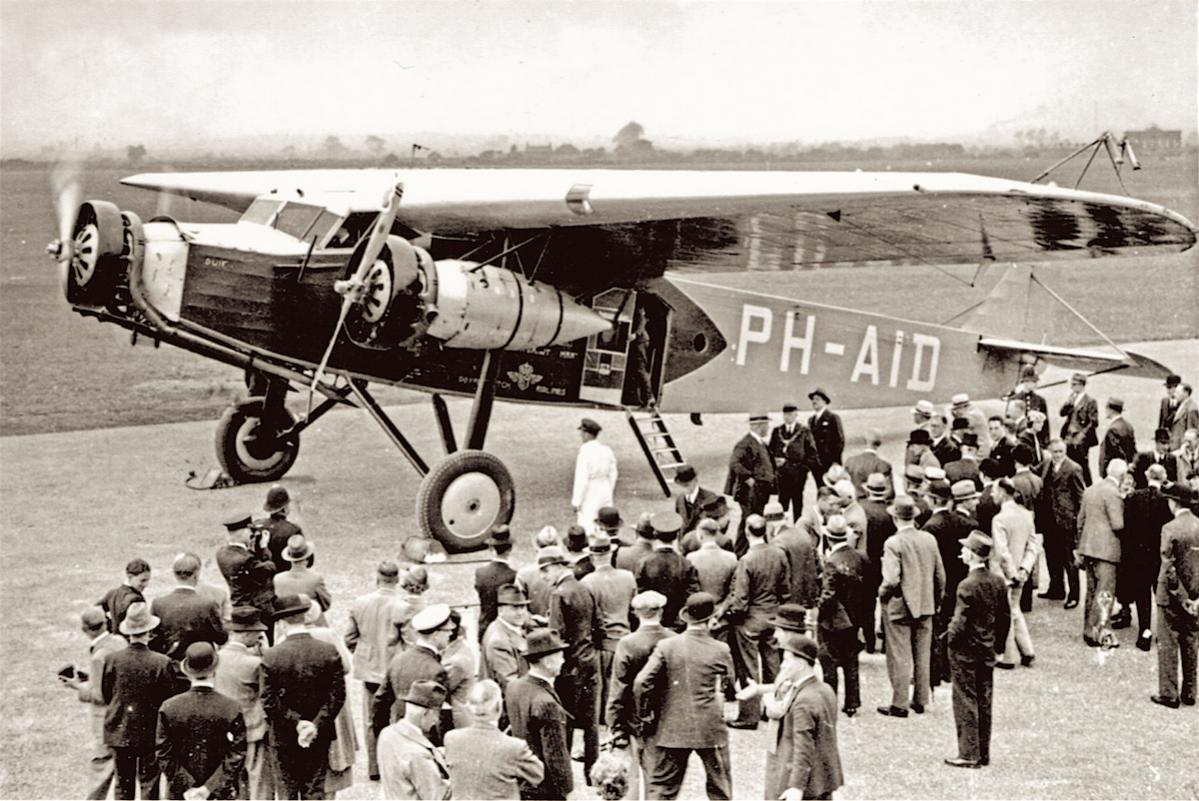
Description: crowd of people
61,369,1199,800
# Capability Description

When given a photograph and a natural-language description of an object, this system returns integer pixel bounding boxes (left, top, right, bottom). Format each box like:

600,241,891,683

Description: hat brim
283,548,313,562
770,619,809,633
522,643,568,660
952,492,980,502
271,605,311,623
228,622,268,632
119,615,161,636
680,609,716,624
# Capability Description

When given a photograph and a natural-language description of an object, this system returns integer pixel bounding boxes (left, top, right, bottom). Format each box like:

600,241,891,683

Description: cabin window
240,198,281,226
273,203,323,240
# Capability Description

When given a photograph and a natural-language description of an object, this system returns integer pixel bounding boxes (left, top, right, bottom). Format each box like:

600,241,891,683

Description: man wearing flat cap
1060,373,1099,485
634,593,738,799
945,531,1011,769
726,413,777,554
1154,483,1199,709
262,593,346,799
770,402,821,520
155,642,246,800
378,680,451,800
216,512,277,643
635,511,701,630
372,605,452,739
215,607,273,799
506,629,574,800
573,417,619,531
1099,398,1136,479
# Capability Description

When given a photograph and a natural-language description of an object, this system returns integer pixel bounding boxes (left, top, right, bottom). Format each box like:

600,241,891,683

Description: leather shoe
1111,615,1132,630
1064,599,1079,610
910,703,925,714
944,757,981,769
877,705,909,718
1182,697,1196,706
1083,636,1100,648
842,706,858,718
1038,591,1065,600
726,721,758,730
1136,633,1153,651
995,661,1016,670
979,757,990,766
1150,694,1180,709
1020,655,1036,668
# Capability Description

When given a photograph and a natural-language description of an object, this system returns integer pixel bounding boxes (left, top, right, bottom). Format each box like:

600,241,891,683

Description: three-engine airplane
47,163,1196,551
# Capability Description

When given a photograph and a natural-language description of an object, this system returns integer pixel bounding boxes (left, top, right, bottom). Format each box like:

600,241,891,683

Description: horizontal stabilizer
978,337,1173,380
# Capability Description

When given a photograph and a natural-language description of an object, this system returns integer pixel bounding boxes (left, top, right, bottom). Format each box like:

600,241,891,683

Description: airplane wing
978,337,1173,380
123,168,1196,293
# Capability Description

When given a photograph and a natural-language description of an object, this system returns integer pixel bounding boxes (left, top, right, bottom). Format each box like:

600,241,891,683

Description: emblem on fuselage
507,362,543,391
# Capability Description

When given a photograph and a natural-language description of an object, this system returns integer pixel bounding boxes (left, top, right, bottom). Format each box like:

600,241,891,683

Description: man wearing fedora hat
506,628,573,800
377,680,452,800
155,642,246,799
808,389,845,485
674,464,722,537
261,593,346,799
372,605,452,738
581,531,637,717
818,518,867,717
770,402,821,520
272,535,331,632
215,607,274,798
216,512,277,644
877,496,945,717
573,417,619,531
1099,398,1136,479
945,531,1011,769
480,584,530,694
726,413,777,554
474,525,518,644
100,601,177,800
634,592,739,799
258,485,303,575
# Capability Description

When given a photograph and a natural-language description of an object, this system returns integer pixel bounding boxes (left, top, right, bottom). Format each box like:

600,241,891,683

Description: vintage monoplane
47,150,1196,551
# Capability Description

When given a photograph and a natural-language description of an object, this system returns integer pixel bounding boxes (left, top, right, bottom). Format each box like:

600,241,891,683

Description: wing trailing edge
977,337,1173,380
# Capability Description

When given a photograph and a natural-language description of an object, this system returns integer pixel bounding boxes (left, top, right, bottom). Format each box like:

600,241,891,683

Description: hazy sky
1,0,1195,155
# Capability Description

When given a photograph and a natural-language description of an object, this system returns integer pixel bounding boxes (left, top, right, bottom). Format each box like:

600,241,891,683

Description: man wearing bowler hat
807,388,845,484
1159,374,1183,434
506,629,573,800
877,496,945,718
818,517,868,717
377,680,451,800
674,463,721,537
1060,373,1099,484
726,412,777,555
1099,398,1136,478
945,531,1011,769
1132,428,1180,489
770,402,821,520
262,594,346,799
259,485,302,574
474,526,517,644
906,429,940,471
634,592,739,800
573,417,619,531
215,607,274,798
155,642,246,799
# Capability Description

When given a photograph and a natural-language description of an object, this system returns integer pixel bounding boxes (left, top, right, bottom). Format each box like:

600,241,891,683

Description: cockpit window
240,198,281,226
273,203,323,240
327,211,376,249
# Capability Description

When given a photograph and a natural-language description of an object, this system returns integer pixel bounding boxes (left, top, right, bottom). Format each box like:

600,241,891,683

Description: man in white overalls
572,418,619,532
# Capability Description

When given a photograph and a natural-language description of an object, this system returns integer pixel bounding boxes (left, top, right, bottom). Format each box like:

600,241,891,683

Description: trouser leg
1179,624,1198,703
1004,584,1034,661
759,628,780,686
883,615,913,710
696,745,733,800
978,662,994,763
1082,559,1099,637
136,746,160,800
818,633,839,696
363,680,380,778
1091,560,1118,643
111,747,137,800
1043,527,1068,596
646,746,688,801
1157,609,1180,700
949,654,979,762
1067,444,1092,485
732,626,762,726
830,628,860,710
911,617,932,707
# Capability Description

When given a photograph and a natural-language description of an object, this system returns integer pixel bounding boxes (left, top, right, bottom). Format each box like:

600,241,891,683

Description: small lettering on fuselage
203,256,230,269
733,303,940,391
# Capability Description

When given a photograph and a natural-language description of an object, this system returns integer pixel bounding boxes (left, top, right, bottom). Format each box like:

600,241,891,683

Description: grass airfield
1,339,1198,799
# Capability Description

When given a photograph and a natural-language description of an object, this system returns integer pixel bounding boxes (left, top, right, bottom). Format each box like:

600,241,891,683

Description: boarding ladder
626,406,685,498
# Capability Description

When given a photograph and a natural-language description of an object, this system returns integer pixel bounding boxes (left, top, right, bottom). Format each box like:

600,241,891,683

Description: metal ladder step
625,407,685,498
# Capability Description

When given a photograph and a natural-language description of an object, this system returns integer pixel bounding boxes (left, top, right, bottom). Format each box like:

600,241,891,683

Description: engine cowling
343,236,611,351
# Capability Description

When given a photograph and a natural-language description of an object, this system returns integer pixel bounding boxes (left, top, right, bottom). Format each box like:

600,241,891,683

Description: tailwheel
215,398,300,483
416,450,514,553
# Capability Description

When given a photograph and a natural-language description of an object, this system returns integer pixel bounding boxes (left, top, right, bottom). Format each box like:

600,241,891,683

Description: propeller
47,158,84,287
304,182,405,418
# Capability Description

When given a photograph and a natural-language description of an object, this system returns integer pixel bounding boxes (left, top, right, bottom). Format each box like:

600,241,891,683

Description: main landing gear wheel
215,398,300,483
416,450,515,553
65,200,125,306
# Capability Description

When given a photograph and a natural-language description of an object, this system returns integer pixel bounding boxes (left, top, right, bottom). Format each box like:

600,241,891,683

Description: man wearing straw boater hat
155,642,246,799
506,628,573,800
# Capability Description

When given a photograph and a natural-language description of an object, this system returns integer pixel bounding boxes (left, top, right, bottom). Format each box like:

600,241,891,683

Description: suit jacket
859,498,896,568
922,509,974,611
946,565,1012,661
474,559,517,640
1038,457,1086,532
725,542,790,633
1131,448,1180,488
676,486,721,536
445,723,544,801
944,458,982,490
98,584,145,635
1166,396,1199,450
1122,486,1173,579
818,545,868,632
150,587,228,661
214,641,266,742
155,686,246,799
725,433,776,501
771,422,820,485
1010,469,1043,511
480,618,527,692
809,410,845,471
378,718,452,800
101,641,178,748
345,586,403,684
931,436,962,467
687,543,739,599
1099,416,1137,477
636,547,700,628
505,674,572,800
634,627,736,748
261,515,302,573
763,676,843,801
549,572,600,670
773,526,822,608
215,544,276,614
1060,392,1100,449
1077,478,1125,563
605,623,676,736
581,565,637,650
879,526,945,620
613,538,655,574
372,643,447,734
1175,446,1199,485
844,450,895,500
1156,509,1199,608
991,500,1038,581
77,631,128,706
261,631,346,748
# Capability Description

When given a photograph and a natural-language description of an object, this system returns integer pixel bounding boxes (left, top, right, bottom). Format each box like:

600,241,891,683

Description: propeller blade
306,297,353,418
50,157,84,252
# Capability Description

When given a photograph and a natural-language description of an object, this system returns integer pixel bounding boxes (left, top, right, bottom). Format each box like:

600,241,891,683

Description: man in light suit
950,393,993,458
990,479,1039,668
770,401,821,519
634,593,738,800
1076,459,1127,648
877,496,945,717
809,388,846,484
1153,483,1199,708
378,680,452,800
673,464,721,538
480,584,529,694
1060,373,1100,485
726,413,777,554
61,607,127,800
1098,398,1137,479
1165,383,1199,451
445,680,544,801
844,429,895,501
1037,439,1087,607
344,560,403,781
215,607,273,800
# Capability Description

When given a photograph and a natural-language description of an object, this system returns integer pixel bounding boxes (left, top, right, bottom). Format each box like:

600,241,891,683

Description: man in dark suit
808,388,846,482
506,629,573,800
101,602,178,800
564,525,595,580
262,594,346,799
155,642,246,799
1116,464,1173,647
635,512,700,630
844,429,895,501
615,513,657,572
1011,366,1050,448
859,475,897,654
1037,439,1087,606
673,464,720,537
1132,428,1180,489
474,525,517,644
150,553,228,668
1099,398,1137,478
372,604,451,737
922,480,973,688
770,402,820,519
930,415,963,466
98,558,152,636
725,413,776,554
216,512,277,639
944,433,983,490
818,522,867,716
1060,372,1100,485
258,485,302,575
1159,374,1182,433
1153,483,1199,708
634,593,738,800
773,514,822,613
944,531,1011,769
987,418,1018,478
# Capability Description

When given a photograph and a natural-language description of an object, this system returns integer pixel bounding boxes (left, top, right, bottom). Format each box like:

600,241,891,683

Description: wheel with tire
215,398,300,483
65,200,125,306
416,450,515,553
